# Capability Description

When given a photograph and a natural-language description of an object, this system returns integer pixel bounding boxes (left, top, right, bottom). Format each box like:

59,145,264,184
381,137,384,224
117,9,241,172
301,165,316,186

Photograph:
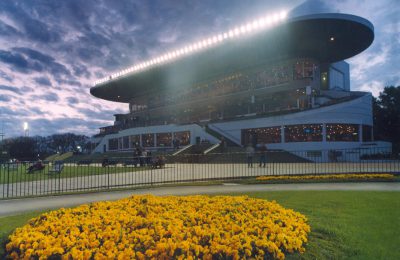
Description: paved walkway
1,182,399,217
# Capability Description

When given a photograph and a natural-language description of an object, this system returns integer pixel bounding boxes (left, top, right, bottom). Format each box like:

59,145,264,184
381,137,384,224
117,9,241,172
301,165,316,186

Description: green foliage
373,85,400,151
5,137,36,161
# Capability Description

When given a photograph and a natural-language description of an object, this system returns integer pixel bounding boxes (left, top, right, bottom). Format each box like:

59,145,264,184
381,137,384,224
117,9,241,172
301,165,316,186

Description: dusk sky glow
0,0,399,138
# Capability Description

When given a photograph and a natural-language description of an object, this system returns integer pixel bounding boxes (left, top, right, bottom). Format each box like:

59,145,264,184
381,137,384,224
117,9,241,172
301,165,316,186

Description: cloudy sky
0,0,399,138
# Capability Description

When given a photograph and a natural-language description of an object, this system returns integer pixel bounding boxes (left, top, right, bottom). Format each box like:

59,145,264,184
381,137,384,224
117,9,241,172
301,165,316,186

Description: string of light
93,10,287,86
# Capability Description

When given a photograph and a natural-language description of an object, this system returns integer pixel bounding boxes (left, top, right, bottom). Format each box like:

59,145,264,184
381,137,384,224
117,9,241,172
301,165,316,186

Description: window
362,125,373,142
326,124,359,142
156,133,172,147
284,124,323,142
108,138,118,150
123,136,130,149
118,138,123,150
241,126,281,145
329,68,344,89
130,135,140,148
141,133,155,147
174,131,190,146
321,72,328,90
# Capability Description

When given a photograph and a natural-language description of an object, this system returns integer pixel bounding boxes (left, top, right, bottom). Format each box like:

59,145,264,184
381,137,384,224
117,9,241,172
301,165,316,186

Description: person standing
245,144,255,167
258,142,267,167
220,137,226,153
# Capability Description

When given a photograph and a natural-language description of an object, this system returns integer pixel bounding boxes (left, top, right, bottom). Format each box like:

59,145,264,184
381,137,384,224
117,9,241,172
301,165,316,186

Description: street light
23,122,29,137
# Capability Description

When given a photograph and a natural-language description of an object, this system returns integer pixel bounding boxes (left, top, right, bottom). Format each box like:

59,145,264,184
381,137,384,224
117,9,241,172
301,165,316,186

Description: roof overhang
90,13,374,103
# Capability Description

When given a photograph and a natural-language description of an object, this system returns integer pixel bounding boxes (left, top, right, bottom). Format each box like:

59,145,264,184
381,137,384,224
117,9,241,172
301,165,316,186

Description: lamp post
23,122,29,137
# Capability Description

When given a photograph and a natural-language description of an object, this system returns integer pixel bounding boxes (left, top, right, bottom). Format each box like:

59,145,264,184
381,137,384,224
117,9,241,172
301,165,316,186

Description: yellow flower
5,195,310,259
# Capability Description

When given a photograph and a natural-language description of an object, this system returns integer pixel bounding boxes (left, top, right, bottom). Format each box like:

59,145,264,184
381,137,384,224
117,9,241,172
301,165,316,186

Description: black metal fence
1,147,399,199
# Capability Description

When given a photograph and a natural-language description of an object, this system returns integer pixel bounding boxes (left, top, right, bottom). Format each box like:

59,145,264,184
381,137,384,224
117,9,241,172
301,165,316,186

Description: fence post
359,148,362,173
6,163,10,198
192,155,194,181
107,165,110,189
232,153,234,180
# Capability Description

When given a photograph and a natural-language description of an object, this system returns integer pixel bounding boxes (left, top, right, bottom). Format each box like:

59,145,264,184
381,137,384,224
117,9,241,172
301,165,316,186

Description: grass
236,191,400,260
1,191,399,259
0,211,46,256
0,165,152,184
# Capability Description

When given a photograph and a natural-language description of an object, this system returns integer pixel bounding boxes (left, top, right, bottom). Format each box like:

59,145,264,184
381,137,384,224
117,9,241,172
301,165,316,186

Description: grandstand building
90,11,391,161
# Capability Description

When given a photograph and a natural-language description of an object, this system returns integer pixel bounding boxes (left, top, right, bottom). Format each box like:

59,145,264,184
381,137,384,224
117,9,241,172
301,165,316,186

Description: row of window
108,131,190,150
242,124,373,145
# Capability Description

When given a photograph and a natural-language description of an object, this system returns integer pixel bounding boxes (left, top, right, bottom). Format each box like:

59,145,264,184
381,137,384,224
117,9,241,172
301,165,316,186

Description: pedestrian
246,144,255,167
258,142,267,167
220,137,226,153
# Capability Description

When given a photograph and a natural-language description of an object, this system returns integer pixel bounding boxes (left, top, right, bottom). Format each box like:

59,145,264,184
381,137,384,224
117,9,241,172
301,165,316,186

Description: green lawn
1,191,399,259
238,191,400,259
0,165,150,184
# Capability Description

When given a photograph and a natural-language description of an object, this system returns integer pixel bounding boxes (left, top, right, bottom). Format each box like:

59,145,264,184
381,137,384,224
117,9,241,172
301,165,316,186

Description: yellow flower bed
256,173,395,181
5,195,310,260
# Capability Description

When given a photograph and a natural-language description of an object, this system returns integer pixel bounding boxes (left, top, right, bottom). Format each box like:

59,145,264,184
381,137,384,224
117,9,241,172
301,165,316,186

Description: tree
373,86,400,152
6,137,36,160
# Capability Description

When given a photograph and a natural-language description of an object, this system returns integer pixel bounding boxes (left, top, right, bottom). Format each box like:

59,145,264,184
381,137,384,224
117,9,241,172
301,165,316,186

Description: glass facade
156,133,172,147
362,125,373,142
241,126,281,145
174,131,190,146
108,138,118,150
130,135,140,148
123,136,130,149
326,124,359,142
329,68,344,90
118,137,123,150
284,124,323,142
141,133,155,147
294,60,316,79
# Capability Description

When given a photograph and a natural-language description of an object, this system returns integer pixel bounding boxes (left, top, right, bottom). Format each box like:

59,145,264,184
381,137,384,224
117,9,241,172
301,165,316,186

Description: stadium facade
90,11,391,161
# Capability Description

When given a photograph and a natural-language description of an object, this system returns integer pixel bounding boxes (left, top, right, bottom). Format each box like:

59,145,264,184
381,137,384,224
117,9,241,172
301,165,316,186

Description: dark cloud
79,108,114,121
30,92,59,102
0,47,72,77
66,97,79,105
30,107,45,115
23,17,61,43
0,70,13,82
0,106,27,116
0,50,37,72
27,117,105,136
0,85,22,95
0,1,62,43
20,86,35,93
76,47,104,62
42,93,59,102
14,47,71,76
72,64,91,78
54,78,82,87
34,76,52,86
0,21,20,36
0,95,12,102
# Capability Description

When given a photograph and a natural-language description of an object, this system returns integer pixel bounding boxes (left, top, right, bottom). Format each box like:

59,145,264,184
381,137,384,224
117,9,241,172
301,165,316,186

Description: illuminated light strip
93,10,287,86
